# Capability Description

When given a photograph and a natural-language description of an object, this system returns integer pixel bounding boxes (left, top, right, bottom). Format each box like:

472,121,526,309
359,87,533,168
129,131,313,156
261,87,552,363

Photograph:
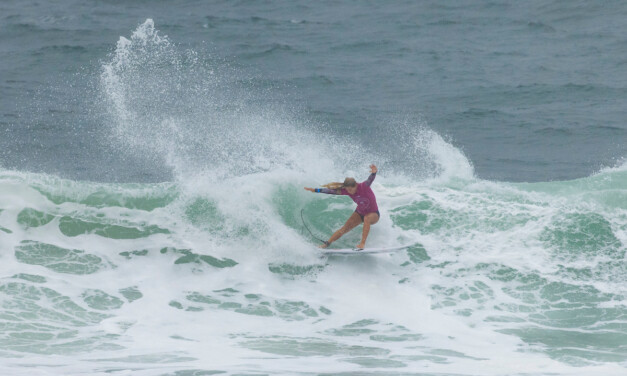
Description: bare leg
319,212,363,248
356,212,379,249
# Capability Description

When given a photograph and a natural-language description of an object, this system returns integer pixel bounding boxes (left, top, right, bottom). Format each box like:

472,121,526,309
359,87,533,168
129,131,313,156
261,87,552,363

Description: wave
0,151,625,373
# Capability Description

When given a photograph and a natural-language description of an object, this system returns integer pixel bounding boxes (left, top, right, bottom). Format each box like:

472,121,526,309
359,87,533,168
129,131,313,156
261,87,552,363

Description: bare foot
356,242,365,249
319,242,329,249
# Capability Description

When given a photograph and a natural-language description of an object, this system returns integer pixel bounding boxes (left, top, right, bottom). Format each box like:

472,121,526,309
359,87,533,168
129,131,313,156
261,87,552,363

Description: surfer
305,164,379,249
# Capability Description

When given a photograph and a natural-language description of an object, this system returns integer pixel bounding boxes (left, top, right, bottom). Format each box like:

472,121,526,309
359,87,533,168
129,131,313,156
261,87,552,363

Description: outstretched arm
304,187,340,195
364,164,377,186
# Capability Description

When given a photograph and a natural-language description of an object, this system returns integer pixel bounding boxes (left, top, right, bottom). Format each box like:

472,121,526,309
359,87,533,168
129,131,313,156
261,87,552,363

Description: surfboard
321,244,413,255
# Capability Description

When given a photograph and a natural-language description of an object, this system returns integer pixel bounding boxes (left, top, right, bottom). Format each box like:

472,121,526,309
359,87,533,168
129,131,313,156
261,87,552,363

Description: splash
101,19,335,182
100,19,473,186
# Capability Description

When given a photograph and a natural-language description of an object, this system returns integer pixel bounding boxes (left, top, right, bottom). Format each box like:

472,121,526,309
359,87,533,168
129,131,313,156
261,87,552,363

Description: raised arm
364,164,378,186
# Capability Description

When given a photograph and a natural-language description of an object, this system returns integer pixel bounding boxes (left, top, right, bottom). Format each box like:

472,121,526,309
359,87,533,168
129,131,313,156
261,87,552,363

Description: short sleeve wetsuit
314,173,379,220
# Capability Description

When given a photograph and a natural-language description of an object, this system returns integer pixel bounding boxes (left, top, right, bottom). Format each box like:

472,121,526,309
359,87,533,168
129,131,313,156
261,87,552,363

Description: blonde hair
321,178,356,194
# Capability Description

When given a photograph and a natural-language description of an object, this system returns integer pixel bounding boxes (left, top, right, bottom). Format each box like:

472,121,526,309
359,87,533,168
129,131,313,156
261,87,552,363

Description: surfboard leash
300,209,327,245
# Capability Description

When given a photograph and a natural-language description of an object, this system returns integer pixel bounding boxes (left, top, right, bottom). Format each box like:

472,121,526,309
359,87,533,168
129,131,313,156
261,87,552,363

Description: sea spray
100,19,455,185
101,19,340,182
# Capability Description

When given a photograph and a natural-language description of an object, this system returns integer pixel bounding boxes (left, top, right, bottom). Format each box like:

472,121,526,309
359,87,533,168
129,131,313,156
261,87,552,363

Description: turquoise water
1,1,626,375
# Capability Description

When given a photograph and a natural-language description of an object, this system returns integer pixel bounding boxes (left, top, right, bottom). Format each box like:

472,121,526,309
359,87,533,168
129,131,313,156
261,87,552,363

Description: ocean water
1,1,626,375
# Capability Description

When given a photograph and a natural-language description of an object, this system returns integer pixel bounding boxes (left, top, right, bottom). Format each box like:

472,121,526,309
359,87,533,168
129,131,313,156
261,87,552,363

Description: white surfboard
321,244,413,255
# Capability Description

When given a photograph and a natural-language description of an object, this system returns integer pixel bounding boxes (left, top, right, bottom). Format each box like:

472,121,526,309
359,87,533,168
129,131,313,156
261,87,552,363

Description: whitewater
0,19,625,375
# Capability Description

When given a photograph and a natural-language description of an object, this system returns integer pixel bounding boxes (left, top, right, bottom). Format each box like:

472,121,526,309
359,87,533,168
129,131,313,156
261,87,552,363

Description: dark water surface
2,0,625,182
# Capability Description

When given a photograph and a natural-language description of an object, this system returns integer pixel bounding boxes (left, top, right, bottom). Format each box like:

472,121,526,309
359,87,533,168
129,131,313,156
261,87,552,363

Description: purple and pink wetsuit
315,173,379,220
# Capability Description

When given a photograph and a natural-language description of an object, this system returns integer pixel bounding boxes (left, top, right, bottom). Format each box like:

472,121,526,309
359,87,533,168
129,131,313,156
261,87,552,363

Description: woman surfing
305,164,379,249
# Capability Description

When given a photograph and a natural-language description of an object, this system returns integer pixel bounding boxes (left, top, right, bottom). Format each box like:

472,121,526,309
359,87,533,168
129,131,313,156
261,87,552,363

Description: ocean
0,1,626,375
